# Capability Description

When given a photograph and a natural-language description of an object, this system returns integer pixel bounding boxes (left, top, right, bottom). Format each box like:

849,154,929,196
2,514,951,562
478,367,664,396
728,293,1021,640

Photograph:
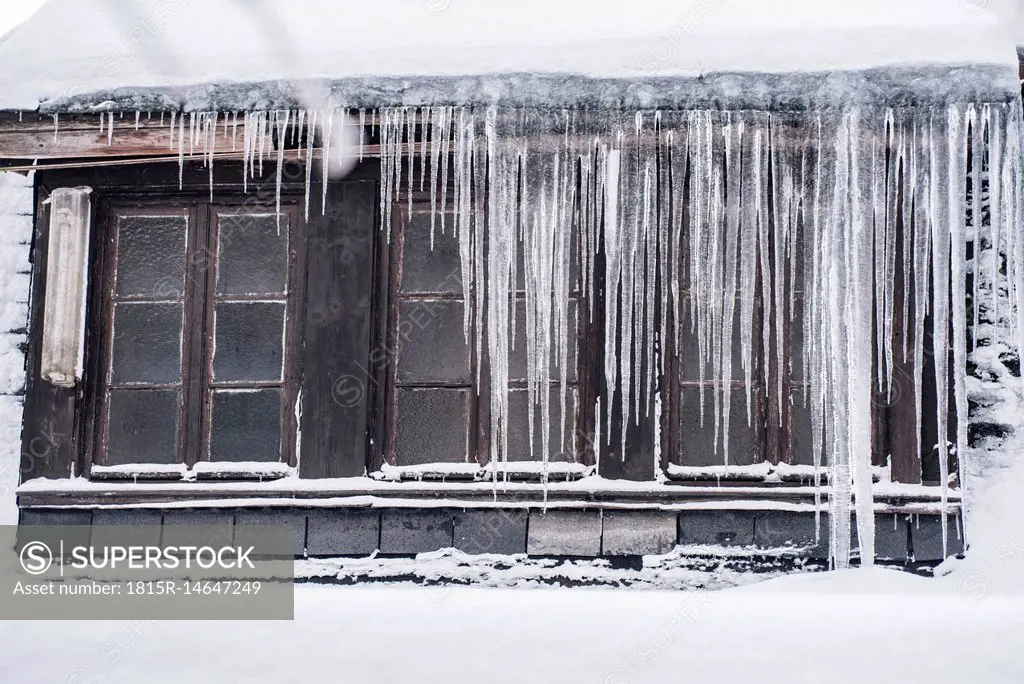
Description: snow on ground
0,0,1017,110
0,570,1022,684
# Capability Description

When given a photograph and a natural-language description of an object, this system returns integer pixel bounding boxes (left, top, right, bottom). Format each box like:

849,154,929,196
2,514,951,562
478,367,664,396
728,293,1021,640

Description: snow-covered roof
0,0,1019,112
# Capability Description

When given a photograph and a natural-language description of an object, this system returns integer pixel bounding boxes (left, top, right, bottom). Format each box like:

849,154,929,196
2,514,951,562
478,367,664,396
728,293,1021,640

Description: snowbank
1,576,1021,683
0,0,1018,111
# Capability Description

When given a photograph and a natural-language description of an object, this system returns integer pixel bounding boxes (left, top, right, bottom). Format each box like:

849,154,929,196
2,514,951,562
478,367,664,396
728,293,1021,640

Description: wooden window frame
83,196,306,471
371,197,596,471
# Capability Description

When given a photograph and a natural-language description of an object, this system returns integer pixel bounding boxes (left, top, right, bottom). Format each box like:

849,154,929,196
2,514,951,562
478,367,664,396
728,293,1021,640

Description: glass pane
678,300,748,382
209,390,282,462
791,296,805,382
115,215,188,299
216,213,289,296
106,389,179,464
213,302,285,382
400,212,461,294
677,386,760,466
506,387,576,462
396,299,470,384
515,231,581,293
508,299,578,383
111,303,182,385
393,387,470,465
789,389,816,467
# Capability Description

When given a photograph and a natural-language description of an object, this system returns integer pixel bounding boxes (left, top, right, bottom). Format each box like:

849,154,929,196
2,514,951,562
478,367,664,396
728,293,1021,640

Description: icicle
947,104,970,559
429,107,441,248
407,106,416,215
276,110,290,231
322,109,334,216
177,112,185,190
358,108,366,162
970,105,983,351
52,113,58,143
304,109,317,221
207,112,217,201
420,106,430,193
929,108,953,562
987,105,1003,327
107,112,114,145
847,108,876,568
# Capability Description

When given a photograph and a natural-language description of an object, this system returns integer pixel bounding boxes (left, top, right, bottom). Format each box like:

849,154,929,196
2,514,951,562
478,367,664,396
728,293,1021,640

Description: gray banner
0,525,294,620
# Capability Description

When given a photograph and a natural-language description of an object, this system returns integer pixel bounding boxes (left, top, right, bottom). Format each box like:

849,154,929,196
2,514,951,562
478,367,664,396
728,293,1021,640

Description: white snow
0,569,1021,683
0,0,1018,110
88,462,295,479
0,171,32,526
376,461,593,481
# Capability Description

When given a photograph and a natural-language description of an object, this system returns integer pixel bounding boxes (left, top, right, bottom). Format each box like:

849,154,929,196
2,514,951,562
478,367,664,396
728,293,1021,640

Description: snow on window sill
665,462,890,485
89,462,295,482
372,461,595,483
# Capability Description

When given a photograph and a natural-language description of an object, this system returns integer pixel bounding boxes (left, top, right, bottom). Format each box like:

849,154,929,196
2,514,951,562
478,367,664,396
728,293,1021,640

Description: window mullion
180,203,214,468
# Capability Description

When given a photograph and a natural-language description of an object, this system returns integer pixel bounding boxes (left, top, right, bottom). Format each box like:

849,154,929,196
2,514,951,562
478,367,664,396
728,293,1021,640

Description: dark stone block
18,509,92,555
845,514,910,562
91,509,162,548
453,510,527,555
602,511,678,556
380,509,454,554
307,509,380,556
812,513,909,563
911,514,964,561
20,509,93,526
235,509,308,556
527,510,602,556
678,510,754,546
161,509,234,549
753,511,827,558
871,513,912,562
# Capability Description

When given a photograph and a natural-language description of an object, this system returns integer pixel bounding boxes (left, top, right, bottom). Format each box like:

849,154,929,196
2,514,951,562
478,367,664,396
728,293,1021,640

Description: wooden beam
15,482,961,509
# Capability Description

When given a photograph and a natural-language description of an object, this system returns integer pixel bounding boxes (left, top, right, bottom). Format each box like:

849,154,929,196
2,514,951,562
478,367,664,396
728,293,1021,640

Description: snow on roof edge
19,64,1020,115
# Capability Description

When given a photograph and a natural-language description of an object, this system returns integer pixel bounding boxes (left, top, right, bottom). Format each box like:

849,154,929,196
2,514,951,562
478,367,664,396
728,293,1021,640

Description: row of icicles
65,103,1024,567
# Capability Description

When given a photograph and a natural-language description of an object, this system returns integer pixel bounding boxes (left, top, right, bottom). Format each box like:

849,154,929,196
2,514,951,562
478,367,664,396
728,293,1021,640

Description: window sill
88,462,295,482
665,462,889,485
17,473,959,514
371,462,595,483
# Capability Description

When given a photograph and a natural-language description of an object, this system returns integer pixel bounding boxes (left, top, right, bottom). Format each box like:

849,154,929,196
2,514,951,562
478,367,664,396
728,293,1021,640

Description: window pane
789,389,816,467
400,212,461,294
393,387,470,464
209,390,282,462
508,299,578,383
213,302,285,382
216,213,288,296
396,299,471,384
106,389,179,464
115,215,188,299
678,302,748,382
515,232,581,292
506,387,576,462
677,386,760,466
111,303,182,385
791,297,805,381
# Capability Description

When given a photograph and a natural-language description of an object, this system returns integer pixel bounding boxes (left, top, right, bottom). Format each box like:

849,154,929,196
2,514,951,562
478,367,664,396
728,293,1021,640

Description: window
377,202,586,468
88,200,304,469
